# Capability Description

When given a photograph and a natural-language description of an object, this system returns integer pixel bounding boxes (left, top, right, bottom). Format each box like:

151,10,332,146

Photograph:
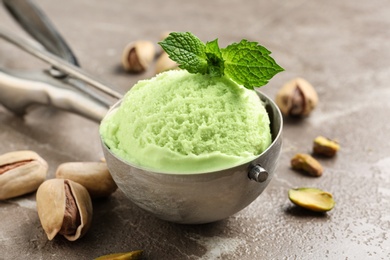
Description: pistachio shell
275,77,318,117
155,52,179,74
0,150,48,200
121,40,155,72
56,162,117,198
36,179,93,241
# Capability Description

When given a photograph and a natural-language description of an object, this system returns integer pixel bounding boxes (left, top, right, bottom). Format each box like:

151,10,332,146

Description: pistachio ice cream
100,70,272,173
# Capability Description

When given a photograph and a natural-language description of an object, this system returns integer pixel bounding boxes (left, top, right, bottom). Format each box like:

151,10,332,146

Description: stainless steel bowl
102,91,283,224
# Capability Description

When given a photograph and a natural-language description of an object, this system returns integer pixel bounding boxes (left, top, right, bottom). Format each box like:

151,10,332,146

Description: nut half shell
36,179,93,241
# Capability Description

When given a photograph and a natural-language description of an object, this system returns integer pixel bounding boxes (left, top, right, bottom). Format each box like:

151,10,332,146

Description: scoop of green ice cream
100,70,271,173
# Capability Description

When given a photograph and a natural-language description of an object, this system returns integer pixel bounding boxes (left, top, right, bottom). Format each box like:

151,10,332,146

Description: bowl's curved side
102,91,283,224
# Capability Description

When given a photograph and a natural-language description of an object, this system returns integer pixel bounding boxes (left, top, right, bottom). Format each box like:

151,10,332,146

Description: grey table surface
1,0,389,259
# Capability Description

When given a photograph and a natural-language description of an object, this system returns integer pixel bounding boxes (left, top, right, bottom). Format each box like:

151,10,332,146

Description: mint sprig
159,32,284,89
158,32,207,74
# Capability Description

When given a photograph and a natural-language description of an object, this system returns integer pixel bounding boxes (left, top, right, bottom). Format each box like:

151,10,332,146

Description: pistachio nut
275,77,318,117
288,187,335,212
313,136,340,157
0,150,48,200
155,52,179,74
121,40,156,72
291,153,323,177
56,162,117,198
154,32,179,74
36,179,93,241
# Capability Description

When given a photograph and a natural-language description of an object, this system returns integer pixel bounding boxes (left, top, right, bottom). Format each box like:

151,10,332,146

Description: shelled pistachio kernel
288,187,335,212
291,153,323,177
95,250,143,260
313,136,340,157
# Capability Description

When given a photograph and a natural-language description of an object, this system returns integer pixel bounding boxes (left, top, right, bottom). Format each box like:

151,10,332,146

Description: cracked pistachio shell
121,40,155,72
0,150,48,200
56,162,117,198
275,77,318,117
36,179,93,241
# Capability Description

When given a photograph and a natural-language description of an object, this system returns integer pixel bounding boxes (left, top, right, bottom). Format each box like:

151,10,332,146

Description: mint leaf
159,32,207,74
159,32,284,89
205,39,224,77
221,40,284,89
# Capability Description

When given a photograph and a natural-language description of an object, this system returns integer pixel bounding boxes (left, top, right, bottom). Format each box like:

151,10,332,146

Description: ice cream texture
100,70,272,173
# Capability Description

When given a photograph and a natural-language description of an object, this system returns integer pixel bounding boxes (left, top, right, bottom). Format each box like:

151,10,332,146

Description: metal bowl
101,91,283,224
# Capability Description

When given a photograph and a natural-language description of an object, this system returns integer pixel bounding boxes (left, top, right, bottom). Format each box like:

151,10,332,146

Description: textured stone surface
1,0,389,259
